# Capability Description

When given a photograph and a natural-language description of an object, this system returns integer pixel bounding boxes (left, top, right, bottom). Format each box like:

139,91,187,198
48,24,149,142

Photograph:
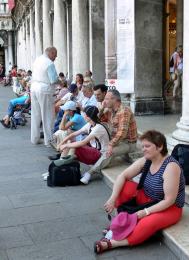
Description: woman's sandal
94,238,112,254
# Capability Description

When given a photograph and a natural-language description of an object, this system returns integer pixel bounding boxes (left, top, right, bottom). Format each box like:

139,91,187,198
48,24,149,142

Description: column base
172,121,189,143
130,97,164,115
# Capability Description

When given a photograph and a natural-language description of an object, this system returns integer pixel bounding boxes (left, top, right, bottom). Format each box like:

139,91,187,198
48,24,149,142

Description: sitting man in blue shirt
48,101,86,160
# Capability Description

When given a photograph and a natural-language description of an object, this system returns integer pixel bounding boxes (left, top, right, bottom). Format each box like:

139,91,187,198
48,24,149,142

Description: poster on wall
116,0,135,93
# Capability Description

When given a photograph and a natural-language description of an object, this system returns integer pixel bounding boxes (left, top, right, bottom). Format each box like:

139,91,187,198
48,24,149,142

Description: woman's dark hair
139,130,168,156
76,73,84,84
93,84,108,93
59,72,65,77
84,106,99,124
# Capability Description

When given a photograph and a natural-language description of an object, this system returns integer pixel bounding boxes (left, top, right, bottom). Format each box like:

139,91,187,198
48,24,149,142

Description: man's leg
40,92,55,146
31,91,42,144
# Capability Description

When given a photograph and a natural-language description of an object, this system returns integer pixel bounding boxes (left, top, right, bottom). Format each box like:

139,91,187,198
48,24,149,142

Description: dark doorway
0,46,5,66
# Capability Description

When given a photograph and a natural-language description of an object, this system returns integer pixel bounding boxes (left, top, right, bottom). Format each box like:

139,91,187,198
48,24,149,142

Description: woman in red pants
94,130,185,253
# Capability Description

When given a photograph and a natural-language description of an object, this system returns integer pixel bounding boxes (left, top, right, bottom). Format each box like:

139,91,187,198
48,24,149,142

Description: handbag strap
137,160,152,190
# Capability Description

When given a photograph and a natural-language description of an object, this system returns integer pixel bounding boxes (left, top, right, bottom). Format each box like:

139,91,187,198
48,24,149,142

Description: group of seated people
44,70,137,185
0,68,32,128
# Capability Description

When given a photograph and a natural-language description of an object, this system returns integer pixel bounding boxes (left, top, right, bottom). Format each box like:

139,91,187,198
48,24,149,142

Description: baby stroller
9,105,28,129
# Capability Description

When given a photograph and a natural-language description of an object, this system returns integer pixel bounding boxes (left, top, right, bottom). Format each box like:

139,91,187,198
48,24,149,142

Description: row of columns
14,0,189,144
16,0,105,83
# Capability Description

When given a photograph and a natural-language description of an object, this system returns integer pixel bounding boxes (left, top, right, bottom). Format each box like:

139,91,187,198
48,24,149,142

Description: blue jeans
53,109,64,133
7,96,28,116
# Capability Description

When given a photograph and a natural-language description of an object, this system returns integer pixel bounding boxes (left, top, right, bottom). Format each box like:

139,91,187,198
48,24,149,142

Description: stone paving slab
0,226,33,250
6,238,92,260
0,204,66,228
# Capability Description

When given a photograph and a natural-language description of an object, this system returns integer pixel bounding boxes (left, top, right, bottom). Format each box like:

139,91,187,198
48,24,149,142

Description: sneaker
43,175,49,181
80,172,91,185
42,172,49,177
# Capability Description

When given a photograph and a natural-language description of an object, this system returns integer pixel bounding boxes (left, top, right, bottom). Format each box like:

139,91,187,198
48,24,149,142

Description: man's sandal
94,238,112,254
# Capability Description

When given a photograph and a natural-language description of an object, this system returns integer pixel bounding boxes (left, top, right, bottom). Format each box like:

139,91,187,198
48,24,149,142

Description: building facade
1,0,189,144
0,0,14,73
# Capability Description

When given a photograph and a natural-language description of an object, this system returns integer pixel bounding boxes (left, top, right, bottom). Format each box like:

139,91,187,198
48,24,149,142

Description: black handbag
117,160,158,214
47,160,81,187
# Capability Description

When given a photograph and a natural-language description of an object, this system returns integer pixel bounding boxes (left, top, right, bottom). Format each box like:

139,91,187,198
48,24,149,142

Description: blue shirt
69,113,86,131
47,63,58,84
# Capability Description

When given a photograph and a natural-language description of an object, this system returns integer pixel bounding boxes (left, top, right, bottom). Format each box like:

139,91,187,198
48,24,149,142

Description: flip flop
94,238,112,254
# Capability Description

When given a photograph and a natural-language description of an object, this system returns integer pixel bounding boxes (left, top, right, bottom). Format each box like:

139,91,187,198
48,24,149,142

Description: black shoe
48,153,61,160
40,131,44,139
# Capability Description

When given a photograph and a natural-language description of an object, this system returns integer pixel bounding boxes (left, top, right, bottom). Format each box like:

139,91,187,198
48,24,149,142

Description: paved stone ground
0,85,178,260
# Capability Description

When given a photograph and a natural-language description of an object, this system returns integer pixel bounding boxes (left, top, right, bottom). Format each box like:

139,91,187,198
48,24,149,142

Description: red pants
115,181,183,245
75,146,101,165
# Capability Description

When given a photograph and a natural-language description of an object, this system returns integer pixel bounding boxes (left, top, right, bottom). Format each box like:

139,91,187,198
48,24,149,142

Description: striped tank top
143,156,185,208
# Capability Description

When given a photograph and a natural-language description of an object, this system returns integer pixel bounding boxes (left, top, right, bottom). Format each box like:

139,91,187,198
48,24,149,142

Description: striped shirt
109,105,137,146
143,156,185,208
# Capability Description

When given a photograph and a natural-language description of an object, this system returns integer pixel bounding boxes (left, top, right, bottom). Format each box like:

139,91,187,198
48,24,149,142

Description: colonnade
16,0,105,83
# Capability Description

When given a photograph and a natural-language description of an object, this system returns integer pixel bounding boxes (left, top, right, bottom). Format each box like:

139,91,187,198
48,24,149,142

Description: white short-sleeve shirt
80,123,109,155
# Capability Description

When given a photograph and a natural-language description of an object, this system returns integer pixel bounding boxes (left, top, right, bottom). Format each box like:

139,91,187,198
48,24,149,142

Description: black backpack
171,144,189,185
47,160,81,187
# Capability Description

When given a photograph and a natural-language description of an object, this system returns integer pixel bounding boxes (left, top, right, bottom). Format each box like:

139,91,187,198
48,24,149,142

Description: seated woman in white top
59,106,110,184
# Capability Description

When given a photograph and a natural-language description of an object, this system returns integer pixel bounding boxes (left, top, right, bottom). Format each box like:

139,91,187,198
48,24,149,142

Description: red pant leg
127,205,183,246
115,181,138,208
75,146,101,164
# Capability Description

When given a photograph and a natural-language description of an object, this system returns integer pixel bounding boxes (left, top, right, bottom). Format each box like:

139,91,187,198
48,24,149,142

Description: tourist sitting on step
54,77,69,113
53,83,83,133
0,83,30,128
58,106,110,185
94,130,185,254
75,73,84,90
49,100,86,158
77,82,98,114
93,84,111,123
101,89,137,167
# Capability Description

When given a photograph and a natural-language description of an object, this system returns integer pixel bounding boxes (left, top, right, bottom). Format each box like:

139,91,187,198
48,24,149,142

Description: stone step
102,163,189,260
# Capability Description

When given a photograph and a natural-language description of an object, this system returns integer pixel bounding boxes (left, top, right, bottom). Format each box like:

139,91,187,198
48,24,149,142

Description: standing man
31,47,58,146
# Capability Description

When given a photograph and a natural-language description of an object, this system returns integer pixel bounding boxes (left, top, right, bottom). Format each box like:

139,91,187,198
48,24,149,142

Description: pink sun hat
110,212,137,241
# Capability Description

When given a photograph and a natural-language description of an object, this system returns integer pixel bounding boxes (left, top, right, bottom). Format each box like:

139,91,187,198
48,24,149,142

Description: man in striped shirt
103,89,137,165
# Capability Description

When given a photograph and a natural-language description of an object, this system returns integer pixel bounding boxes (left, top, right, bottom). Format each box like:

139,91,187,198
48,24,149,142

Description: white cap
62,101,76,111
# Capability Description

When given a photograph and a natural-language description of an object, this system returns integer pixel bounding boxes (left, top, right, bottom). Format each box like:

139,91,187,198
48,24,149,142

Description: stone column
66,1,72,79
130,0,164,115
176,0,183,46
43,0,53,50
72,0,89,77
7,31,13,67
35,0,43,57
89,0,105,84
30,8,36,64
53,0,67,74
4,47,9,74
66,0,72,79
172,0,189,143
104,0,117,80
25,18,31,70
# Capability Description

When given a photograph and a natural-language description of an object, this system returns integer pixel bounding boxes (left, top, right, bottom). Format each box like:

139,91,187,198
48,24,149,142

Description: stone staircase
101,156,189,260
